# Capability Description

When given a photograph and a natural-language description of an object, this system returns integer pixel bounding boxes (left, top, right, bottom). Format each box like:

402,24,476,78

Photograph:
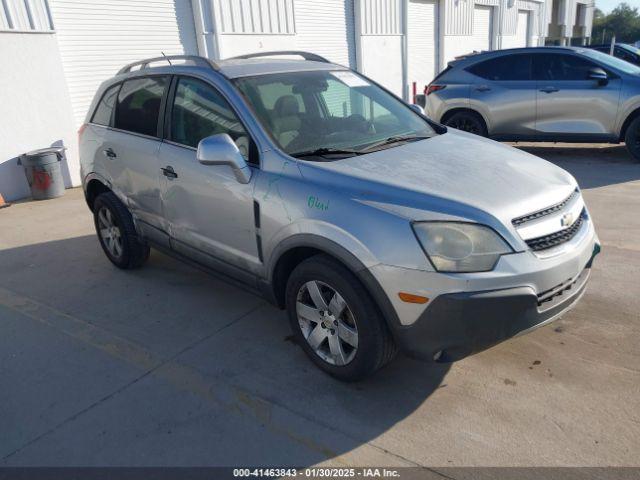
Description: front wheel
624,116,640,162
285,255,396,381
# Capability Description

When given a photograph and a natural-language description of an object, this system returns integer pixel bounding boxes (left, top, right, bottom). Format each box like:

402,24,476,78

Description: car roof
110,54,348,84
448,46,592,67
217,57,346,78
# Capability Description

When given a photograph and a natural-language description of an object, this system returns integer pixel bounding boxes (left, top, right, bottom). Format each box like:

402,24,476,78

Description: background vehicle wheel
285,254,396,381
93,192,149,269
624,116,640,161
443,111,488,137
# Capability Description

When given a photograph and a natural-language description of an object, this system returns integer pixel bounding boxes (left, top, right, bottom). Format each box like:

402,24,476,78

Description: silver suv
80,52,600,381
424,46,640,161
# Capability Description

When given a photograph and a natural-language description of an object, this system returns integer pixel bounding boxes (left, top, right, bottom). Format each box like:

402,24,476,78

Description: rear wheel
624,116,640,162
93,192,149,269
285,254,396,381
443,110,488,137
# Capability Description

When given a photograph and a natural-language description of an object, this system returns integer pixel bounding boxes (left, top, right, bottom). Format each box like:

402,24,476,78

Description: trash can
18,146,66,200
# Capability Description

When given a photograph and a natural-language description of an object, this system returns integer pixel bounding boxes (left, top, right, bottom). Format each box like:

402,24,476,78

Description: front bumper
393,262,593,362
368,220,600,362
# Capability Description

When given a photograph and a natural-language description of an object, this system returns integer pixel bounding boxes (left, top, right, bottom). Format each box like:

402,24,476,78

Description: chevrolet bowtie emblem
561,212,574,227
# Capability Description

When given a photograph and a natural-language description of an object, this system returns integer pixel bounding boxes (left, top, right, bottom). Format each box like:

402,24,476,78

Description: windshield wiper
290,147,362,159
360,134,432,153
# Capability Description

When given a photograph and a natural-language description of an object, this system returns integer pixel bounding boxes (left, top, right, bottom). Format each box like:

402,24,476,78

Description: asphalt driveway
0,144,638,468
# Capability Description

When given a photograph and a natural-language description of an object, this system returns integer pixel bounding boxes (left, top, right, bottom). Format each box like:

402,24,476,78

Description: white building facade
1,0,578,201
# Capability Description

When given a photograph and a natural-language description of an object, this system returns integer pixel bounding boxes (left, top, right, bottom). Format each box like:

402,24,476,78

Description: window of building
91,84,120,126
114,76,168,137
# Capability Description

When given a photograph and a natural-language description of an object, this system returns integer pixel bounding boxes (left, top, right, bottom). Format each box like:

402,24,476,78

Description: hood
298,130,577,225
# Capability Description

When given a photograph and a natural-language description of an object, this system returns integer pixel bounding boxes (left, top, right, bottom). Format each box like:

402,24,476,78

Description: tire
93,191,150,269
285,254,396,381
624,116,640,161
443,110,488,137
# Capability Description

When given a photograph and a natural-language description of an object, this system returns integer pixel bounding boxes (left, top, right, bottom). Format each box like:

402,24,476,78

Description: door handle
540,86,559,93
103,148,117,158
475,85,491,92
161,166,178,179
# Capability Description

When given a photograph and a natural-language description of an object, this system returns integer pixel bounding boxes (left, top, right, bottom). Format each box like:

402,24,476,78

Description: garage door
294,0,357,68
49,0,198,127
503,10,530,48
408,0,439,92
471,6,493,53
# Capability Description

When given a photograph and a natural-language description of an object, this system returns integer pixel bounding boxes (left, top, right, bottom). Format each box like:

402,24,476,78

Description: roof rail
228,50,330,63
117,55,220,75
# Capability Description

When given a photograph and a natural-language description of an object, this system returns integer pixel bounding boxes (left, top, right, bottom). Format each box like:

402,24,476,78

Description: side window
114,76,168,137
467,55,532,81
534,54,596,81
170,77,252,161
91,84,120,126
615,48,636,63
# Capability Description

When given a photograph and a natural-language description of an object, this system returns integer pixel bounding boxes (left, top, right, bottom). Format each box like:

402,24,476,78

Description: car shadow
0,234,449,466
511,143,640,189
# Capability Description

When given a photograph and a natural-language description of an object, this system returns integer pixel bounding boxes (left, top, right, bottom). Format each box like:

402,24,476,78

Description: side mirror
409,103,425,115
197,133,252,184
588,67,608,86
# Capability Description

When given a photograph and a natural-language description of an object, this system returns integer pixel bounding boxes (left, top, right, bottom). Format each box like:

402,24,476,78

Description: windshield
580,48,640,75
233,70,436,158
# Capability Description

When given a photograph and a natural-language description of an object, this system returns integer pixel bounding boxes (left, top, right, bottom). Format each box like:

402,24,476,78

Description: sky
596,0,640,13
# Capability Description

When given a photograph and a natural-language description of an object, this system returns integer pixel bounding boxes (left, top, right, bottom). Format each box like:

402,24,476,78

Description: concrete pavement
0,144,638,467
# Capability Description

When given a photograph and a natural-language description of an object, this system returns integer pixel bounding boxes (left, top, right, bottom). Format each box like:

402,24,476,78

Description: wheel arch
263,234,401,330
440,107,489,133
620,107,640,142
84,174,112,211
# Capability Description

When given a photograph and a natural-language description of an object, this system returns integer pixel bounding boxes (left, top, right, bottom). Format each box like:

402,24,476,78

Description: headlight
412,222,512,272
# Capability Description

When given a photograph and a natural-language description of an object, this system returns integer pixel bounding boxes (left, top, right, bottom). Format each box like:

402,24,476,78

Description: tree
591,2,640,43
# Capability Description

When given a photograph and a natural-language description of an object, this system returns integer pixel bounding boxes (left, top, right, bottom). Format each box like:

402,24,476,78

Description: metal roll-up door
294,0,357,68
471,5,493,53
408,0,439,92
49,0,198,127
503,10,530,48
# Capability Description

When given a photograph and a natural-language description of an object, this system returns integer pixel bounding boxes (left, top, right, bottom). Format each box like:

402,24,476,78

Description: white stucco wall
0,32,78,201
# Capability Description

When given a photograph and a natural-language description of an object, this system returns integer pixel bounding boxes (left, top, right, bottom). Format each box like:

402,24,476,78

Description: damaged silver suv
80,52,600,381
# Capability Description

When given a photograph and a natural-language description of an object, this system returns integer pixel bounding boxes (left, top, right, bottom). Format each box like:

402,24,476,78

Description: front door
534,53,621,138
158,76,261,279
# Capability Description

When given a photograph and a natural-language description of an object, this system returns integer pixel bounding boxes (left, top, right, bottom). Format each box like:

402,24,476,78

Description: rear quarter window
467,54,532,81
91,84,120,126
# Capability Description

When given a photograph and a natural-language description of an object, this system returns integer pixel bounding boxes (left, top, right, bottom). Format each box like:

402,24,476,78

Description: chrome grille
512,189,579,227
525,209,586,251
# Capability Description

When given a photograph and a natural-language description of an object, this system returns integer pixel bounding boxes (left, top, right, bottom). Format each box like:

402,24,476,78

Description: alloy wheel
296,280,358,366
98,206,123,259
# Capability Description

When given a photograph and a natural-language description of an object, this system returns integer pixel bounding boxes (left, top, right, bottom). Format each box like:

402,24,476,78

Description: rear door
467,53,536,136
533,53,621,138
110,76,169,239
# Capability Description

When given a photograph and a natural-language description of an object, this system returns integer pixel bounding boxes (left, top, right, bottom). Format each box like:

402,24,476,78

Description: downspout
192,0,221,60
402,0,409,102
354,0,363,72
